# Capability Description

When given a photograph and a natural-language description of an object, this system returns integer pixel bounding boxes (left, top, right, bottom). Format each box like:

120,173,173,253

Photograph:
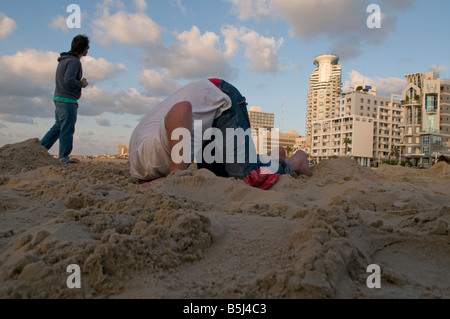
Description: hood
57,51,78,62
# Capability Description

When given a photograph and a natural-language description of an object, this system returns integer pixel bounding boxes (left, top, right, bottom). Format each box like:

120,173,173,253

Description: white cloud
143,25,286,79
49,15,69,33
82,56,126,81
144,26,234,79
92,6,162,46
0,49,125,89
0,13,17,38
135,0,147,12
343,70,407,97
0,50,132,123
225,0,273,21
138,69,182,96
226,26,285,73
0,49,59,85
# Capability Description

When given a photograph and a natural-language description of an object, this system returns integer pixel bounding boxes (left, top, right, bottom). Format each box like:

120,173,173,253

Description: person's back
129,79,232,180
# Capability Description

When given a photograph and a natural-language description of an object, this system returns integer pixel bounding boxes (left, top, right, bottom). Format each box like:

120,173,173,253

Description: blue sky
0,0,449,156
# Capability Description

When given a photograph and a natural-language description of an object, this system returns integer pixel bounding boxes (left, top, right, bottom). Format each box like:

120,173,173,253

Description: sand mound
0,138,61,175
0,140,449,299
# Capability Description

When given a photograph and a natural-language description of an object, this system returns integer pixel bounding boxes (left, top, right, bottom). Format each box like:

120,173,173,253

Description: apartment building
117,143,129,156
248,106,303,155
311,92,403,167
248,106,274,154
398,71,450,166
306,54,342,146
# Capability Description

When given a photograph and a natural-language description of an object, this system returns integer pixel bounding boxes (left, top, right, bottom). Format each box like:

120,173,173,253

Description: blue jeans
197,80,292,179
41,101,78,162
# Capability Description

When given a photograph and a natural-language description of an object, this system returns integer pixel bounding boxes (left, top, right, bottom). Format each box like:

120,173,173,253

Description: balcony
420,129,442,135
401,100,420,106
404,130,413,136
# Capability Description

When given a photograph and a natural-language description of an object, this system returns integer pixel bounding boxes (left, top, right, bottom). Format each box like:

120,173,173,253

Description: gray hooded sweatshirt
54,52,84,101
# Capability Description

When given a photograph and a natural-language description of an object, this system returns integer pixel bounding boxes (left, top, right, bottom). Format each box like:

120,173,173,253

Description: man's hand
82,78,89,88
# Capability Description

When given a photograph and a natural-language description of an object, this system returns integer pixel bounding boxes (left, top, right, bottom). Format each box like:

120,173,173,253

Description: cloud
135,0,147,12
223,26,285,73
94,116,111,126
142,25,286,79
138,69,182,96
0,114,36,124
143,26,235,79
0,49,137,123
82,56,126,82
0,49,59,85
226,0,417,60
49,15,69,33
0,49,125,94
0,13,17,38
82,86,161,116
225,0,273,21
343,70,407,97
92,3,163,46
169,0,187,14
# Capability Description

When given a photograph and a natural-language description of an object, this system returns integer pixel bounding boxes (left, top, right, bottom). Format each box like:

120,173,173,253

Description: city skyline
1,0,449,156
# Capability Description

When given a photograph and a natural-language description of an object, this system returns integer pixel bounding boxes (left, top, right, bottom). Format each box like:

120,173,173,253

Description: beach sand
0,138,449,299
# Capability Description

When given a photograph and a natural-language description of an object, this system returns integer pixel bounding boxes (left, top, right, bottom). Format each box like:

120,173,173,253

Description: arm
64,60,84,89
164,101,193,173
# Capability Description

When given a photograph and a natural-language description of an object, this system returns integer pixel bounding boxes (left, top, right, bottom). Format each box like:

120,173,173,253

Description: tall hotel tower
306,54,342,146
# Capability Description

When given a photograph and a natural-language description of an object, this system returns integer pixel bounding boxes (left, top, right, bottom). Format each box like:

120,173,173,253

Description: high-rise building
248,106,304,155
248,106,275,154
398,71,450,166
248,106,274,129
118,143,129,157
306,54,342,148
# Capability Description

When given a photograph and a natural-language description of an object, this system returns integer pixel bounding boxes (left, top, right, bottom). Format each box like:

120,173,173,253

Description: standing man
41,34,90,163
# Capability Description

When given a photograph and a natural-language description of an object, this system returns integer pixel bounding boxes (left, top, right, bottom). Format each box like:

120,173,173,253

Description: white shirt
129,79,232,180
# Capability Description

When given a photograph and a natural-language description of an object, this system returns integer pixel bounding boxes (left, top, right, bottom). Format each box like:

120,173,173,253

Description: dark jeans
41,101,78,162
197,80,292,179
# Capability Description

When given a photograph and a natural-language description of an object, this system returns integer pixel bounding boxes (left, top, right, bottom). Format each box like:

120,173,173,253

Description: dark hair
71,35,90,54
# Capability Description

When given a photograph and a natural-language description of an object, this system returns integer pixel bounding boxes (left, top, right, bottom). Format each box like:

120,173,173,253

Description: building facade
117,143,129,157
306,54,342,148
311,92,403,167
398,71,450,166
248,106,275,154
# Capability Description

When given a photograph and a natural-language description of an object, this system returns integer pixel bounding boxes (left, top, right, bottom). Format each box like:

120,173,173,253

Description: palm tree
343,137,352,156
285,145,293,157
390,146,400,162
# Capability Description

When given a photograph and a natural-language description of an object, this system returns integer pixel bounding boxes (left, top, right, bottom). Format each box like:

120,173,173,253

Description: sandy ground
0,138,449,299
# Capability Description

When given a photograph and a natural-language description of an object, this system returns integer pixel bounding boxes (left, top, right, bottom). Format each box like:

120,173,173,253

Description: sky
0,0,449,156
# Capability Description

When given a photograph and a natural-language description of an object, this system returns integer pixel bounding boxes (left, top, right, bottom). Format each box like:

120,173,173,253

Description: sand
0,138,449,299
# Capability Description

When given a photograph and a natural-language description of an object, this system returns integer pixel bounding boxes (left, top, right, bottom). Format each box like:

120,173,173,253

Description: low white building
311,92,403,166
